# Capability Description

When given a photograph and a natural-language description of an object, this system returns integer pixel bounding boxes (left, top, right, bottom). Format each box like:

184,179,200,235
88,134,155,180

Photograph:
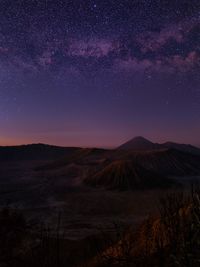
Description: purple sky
0,0,200,147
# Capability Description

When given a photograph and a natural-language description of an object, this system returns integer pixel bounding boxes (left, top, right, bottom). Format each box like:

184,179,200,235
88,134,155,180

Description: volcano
117,136,200,155
84,160,172,190
117,136,161,151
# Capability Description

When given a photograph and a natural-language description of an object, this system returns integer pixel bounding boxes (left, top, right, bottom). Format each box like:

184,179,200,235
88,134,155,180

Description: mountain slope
126,149,200,176
117,136,200,155
117,136,161,151
84,160,172,190
163,142,200,155
36,147,109,170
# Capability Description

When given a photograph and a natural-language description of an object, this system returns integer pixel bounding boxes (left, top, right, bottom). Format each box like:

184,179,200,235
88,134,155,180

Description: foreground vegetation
0,185,200,267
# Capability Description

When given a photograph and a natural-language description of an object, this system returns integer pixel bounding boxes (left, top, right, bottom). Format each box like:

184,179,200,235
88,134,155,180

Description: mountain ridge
117,136,161,151
117,136,200,155
0,137,200,163
84,160,173,190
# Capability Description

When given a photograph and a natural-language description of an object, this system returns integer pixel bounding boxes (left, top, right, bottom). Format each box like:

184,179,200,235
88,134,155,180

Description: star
0,0,199,146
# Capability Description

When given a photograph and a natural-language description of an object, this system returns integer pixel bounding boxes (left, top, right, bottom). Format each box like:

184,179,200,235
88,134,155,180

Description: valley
0,137,200,240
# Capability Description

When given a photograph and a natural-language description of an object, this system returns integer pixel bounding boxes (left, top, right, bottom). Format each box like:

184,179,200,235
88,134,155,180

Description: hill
0,144,79,161
36,147,109,170
163,141,200,155
125,149,200,176
85,148,200,190
84,160,172,190
117,136,200,155
117,136,161,151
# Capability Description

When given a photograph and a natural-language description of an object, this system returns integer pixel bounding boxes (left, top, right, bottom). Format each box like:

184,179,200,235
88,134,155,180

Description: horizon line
0,137,200,149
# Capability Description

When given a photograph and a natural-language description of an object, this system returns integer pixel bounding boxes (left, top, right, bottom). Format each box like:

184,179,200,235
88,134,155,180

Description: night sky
0,0,200,147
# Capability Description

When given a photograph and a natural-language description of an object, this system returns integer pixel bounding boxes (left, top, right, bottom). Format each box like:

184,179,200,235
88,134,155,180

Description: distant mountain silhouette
84,160,172,190
117,136,161,151
118,136,200,155
0,144,79,161
163,142,200,155
1,140,200,192
1,138,199,162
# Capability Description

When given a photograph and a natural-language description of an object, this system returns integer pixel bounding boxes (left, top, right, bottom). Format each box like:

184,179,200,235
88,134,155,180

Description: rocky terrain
0,137,200,240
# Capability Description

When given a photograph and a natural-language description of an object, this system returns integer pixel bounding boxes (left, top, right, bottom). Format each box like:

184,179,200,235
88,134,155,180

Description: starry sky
0,0,200,147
